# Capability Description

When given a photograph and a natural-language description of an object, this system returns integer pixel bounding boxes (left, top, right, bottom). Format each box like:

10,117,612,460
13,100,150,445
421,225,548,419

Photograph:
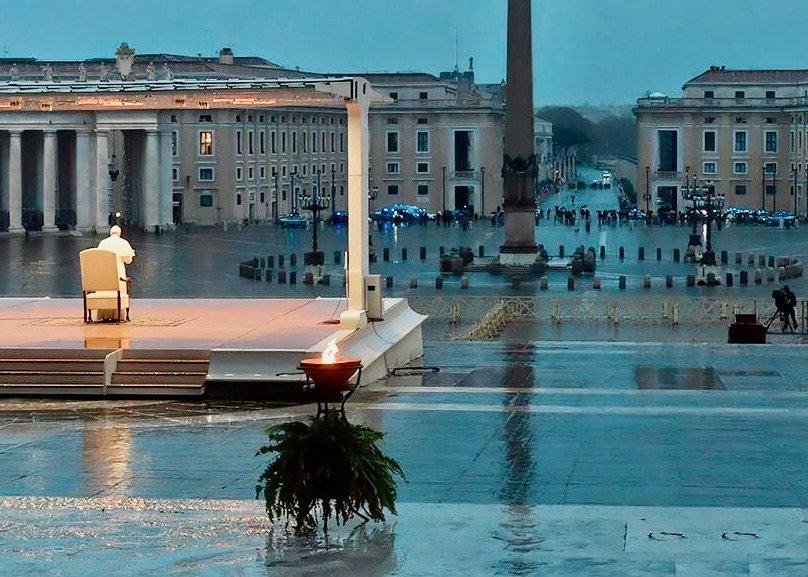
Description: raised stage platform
0,297,426,397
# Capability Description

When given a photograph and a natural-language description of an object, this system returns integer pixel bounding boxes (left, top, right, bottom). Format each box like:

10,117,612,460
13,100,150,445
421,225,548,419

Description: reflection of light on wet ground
82,427,132,493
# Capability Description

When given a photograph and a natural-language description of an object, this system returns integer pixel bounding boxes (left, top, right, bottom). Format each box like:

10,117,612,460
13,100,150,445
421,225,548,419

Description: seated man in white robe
97,225,135,319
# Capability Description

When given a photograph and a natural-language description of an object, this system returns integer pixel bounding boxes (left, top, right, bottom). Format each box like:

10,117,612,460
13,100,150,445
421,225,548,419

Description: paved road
2,341,808,575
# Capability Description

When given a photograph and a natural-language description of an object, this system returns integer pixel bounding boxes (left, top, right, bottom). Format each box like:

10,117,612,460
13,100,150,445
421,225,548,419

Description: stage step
110,349,209,395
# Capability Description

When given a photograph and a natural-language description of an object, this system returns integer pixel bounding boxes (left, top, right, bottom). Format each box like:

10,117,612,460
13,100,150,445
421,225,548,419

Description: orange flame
321,339,339,363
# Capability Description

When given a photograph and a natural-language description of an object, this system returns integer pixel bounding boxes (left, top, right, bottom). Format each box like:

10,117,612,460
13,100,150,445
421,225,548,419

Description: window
259,131,266,154
386,118,398,125
387,132,399,153
734,161,747,174
172,167,178,181
198,167,214,181
734,131,747,152
292,131,297,154
387,184,399,195
236,130,243,155
330,132,335,152
322,132,326,152
416,131,429,153
339,132,344,153
302,164,307,176
703,131,716,152
248,131,254,154
704,90,714,99
198,114,212,123
236,166,243,181
171,131,178,156
312,131,317,153
417,118,429,124
260,192,265,203
248,166,255,180
199,131,213,155
735,90,745,100
271,131,277,154
236,114,241,122
170,114,177,123
703,162,717,175
764,162,777,174
766,90,776,100
765,117,776,124
259,114,264,123
418,184,429,196
281,132,287,154
386,162,400,174
765,130,778,153
735,117,747,124
200,194,213,207
419,91,428,100
236,194,242,206
303,132,308,153
416,162,429,174
389,92,398,100
735,184,747,196
259,165,266,179
340,162,344,174
704,117,716,124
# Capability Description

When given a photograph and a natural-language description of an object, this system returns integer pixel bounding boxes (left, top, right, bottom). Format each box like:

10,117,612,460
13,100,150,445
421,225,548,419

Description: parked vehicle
278,210,309,228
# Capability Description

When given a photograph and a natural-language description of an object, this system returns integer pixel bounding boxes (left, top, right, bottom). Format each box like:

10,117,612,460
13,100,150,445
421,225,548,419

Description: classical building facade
635,67,808,215
0,45,553,233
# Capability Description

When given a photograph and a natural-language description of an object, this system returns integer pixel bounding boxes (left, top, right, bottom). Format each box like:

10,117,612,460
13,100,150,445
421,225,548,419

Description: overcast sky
3,0,807,105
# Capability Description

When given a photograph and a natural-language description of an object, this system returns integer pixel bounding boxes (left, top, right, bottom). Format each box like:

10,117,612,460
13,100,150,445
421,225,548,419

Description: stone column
94,130,109,232
143,129,160,231
340,81,371,329
41,130,57,231
159,130,174,229
75,130,92,231
499,0,538,265
8,130,23,233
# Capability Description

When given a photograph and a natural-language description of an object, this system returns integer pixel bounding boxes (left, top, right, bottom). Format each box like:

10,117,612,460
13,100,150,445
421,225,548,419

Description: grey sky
3,0,807,105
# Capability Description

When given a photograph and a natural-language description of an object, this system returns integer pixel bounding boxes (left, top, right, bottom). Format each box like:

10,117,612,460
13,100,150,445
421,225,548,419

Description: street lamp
794,165,799,216
272,167,279,223
330,164,337,219
300,168,330,266
644,165,650,212
480,166,486,218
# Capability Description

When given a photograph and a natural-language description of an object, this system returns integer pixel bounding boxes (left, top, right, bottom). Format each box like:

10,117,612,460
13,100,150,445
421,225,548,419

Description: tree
537,106,593,151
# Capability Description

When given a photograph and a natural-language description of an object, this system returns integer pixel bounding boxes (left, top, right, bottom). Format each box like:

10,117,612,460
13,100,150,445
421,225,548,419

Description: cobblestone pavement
2,339,808,575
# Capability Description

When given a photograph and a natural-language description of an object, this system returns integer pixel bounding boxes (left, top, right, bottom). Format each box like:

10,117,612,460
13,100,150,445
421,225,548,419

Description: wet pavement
3,340,808,575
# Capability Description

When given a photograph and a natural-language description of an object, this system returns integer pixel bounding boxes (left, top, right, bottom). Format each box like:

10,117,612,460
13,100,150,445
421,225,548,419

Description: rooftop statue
146,61,156,81
78,62,87,82
42,63,53,82
10,63,18,81
162,63,173,81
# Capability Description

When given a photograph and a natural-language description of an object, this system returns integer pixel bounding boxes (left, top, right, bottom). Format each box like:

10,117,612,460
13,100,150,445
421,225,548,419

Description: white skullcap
110,225,122,236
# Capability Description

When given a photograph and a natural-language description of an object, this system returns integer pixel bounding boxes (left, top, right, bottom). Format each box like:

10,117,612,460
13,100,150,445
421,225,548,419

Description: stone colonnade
1,111,172,233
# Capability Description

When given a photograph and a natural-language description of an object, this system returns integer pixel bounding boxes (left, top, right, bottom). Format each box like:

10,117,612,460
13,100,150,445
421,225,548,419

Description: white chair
79,248,130,323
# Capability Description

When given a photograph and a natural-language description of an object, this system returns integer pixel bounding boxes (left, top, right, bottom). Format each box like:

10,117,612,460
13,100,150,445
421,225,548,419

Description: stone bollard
739,270,748,285
619,275,626,290
735,252,742,265
706,272,716,285
559,245,565,258
593,276,601,290
758,254,766,267
479,245,485,258
386,276,394,288
511,275,521,289
265,269,273,283
673,248,680,263
435,277,443,290
638,247,645,261
766,269,775,283
289,271,297,284
726,272,734,287
460,276,469,289
420,247,427,260
334,251,342,264
768,255,775,268
278,254,285,268
290,253,297,267
619,246,625,260
278,270,287,284
642,275,651,288
267,255,275,269
402,248,408,261
686,274,696,287
259,257,265,268
440,246,445,256
666,275,673,288
383,248,390,262
540,276,548,290
600,245,606,260
303,272,314,285
567,276,575,290
409,277,418,288
721,250,728,264
754,270,762,284
656,248,662,261
747,254,755,265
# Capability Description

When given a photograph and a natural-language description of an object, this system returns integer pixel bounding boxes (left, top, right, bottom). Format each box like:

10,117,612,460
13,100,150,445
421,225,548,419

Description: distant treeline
537,106,636,161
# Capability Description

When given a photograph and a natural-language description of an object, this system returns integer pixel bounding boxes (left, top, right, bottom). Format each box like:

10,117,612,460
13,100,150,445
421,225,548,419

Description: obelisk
499,0,538,265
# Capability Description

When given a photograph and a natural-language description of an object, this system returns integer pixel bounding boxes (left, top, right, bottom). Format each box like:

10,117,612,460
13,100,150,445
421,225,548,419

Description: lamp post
330,164,337,219
701,181,719,266
644,165,650,212
272,167,279,223
794,165,799,216
771,164,777,212
761,166,766,211
290,168,299,213
480,166,486,218
300,168,329,266
441,166,447,213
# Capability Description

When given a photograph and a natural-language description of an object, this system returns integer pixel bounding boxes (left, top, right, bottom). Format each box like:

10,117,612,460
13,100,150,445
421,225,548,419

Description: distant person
783,285,798,329
98,225,135,292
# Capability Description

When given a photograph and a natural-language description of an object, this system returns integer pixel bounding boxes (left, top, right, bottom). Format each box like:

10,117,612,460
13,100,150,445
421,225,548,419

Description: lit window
199,131,213,155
